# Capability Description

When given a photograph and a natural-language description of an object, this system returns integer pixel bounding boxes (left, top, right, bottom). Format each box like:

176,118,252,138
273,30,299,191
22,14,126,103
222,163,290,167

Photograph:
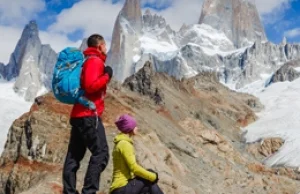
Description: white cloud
147,0,203,31
49,0,202,41
0,0,45,25
48,0,123,41
39,31,81,53
255,0,292,15
284,28,300,39
0,26,22,64
256,0,294,25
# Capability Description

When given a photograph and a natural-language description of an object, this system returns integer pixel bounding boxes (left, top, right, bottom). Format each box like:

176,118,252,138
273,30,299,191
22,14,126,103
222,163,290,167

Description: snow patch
139,36,178,60
293,67,300,72
133,55,141,63
0,81,31,154
37,85,48,96
242,78,300,167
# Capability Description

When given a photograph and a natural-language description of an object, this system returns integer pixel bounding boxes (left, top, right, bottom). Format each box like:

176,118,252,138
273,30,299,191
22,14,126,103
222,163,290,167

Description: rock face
199,0,267,47
137,38,300,89
106,0,143,82
123,61,164,105
259,138,284,157
247,138,285,162
121,0,142,32
222,41,300,88
79,38,88,51
0,63,4,79
268,60,300,85
4,62,300,194
0,21,57,101
142,9,175,44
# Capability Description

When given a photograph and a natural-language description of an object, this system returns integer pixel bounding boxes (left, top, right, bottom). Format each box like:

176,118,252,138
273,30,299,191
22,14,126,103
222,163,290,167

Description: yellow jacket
109,133,157,193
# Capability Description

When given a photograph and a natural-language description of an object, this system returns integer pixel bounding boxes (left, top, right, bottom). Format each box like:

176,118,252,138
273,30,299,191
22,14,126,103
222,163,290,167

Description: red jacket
71,47,110,118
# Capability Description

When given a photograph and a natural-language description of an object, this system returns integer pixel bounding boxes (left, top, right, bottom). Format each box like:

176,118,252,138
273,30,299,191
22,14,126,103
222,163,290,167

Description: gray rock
199,0,267,47
38,45,57,90
79,38,88,51
106,0,143,82
268,60,300,85
123,61,164,104
121,0,142,32
144,40,300,89
0,63,4,79
143,9,175,44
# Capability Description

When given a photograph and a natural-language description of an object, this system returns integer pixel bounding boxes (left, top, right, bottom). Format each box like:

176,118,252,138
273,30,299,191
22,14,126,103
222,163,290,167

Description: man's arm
81,58,110,94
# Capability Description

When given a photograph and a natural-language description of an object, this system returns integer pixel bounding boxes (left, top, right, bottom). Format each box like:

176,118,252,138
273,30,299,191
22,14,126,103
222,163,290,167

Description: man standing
63,34,113,194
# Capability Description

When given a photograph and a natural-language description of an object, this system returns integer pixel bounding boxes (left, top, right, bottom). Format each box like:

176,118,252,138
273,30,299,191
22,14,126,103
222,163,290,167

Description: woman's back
110,133,135,192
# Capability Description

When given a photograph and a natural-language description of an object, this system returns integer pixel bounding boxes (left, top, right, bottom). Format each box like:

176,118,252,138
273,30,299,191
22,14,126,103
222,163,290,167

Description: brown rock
259,138,284,157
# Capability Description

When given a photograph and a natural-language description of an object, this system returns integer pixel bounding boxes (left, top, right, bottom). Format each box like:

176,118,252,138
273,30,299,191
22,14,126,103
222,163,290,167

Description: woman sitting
110,114,164,194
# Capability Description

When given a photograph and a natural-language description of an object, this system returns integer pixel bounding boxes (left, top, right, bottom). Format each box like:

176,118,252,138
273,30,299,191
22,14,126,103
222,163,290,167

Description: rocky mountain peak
0,20,57,101
199,0,267,47
22,20,39,41
121,0,142,32
79,38,88,51
0,20,42,81
282,37,287,45
106,0,143,82
143,10,168,30
144,8,151,15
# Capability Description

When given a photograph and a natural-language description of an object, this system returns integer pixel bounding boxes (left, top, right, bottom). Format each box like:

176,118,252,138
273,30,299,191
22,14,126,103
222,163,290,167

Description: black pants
111,177,164,194
63,116,109,194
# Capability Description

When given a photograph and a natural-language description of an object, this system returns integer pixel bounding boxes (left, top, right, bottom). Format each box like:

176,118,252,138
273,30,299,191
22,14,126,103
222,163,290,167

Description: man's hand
104,66,113,79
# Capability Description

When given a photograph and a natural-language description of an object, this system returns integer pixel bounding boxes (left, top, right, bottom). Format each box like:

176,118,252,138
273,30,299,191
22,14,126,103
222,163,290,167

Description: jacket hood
113,133,133,144
83,47,107,62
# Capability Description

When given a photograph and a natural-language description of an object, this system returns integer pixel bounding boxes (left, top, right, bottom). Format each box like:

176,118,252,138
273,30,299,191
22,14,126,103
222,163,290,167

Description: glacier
241,77,300,168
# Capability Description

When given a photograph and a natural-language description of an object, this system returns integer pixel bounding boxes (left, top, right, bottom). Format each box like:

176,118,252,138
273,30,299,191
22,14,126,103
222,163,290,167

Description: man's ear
97,44,102,52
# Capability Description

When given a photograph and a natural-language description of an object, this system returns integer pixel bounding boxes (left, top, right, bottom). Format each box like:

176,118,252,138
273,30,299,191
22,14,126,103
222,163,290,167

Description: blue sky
0,0,299,63
264,0,300,43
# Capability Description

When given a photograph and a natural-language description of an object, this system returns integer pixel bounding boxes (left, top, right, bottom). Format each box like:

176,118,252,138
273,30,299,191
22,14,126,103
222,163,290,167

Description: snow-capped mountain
107,0,300,89
0,21,57,101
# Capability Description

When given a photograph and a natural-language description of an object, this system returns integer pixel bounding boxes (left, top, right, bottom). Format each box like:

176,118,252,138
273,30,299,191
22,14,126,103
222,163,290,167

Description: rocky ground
1,62,300,194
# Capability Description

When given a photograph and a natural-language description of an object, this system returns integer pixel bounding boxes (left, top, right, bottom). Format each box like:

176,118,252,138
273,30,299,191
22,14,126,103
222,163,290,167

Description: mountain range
0,0,300,100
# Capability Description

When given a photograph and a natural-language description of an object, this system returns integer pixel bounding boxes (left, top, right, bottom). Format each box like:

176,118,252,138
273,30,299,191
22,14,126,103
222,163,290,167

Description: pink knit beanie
115,114,137,134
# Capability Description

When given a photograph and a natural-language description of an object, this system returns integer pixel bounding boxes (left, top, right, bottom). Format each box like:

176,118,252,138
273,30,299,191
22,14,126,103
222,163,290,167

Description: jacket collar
113,133,133,144
83,47,107,62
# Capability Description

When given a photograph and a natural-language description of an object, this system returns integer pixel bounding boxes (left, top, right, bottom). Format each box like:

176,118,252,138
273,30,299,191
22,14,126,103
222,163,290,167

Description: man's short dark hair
87,34,104,48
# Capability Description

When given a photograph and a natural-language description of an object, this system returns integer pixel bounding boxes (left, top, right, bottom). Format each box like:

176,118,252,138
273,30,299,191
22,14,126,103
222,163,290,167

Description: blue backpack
52,47,96,110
